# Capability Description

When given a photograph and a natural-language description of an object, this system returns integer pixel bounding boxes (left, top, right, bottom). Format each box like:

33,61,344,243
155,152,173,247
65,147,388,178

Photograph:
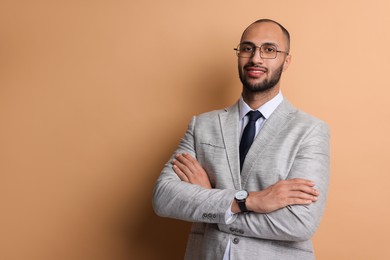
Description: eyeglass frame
234,42,289,59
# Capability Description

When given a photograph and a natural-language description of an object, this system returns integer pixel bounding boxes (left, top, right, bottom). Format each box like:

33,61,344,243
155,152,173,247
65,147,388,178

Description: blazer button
212,214,217,219
233,238,240,244
202,213,207,218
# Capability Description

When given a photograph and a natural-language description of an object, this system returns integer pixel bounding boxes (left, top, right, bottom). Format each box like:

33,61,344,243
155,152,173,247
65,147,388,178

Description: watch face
235,190,248,200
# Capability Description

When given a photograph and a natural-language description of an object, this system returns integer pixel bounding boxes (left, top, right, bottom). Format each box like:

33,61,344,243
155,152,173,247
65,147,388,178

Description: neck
242,86,280,109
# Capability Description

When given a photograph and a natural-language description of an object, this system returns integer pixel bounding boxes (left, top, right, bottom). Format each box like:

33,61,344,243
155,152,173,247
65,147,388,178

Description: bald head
241,19,290,53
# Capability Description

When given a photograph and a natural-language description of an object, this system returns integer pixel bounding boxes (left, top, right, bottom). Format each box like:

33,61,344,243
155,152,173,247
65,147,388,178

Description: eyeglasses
234,42,289,59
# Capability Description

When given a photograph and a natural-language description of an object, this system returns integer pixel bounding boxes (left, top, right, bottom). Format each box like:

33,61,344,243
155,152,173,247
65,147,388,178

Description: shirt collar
239,91,284,121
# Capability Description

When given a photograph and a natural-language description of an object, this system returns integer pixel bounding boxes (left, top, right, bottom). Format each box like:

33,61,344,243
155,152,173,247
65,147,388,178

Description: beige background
1,1,389,259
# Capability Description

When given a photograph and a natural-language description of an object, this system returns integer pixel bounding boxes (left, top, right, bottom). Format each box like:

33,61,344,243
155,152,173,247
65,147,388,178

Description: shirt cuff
224,201,237,224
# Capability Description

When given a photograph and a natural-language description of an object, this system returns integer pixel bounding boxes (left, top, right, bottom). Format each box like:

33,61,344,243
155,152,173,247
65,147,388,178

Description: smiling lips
245,66,267,78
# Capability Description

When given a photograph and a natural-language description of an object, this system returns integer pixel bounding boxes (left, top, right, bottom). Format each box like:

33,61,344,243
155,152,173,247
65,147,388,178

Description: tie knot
247,110,262,122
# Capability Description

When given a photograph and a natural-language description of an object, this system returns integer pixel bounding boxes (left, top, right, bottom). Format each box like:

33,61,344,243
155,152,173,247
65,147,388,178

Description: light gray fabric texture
152,99,330,260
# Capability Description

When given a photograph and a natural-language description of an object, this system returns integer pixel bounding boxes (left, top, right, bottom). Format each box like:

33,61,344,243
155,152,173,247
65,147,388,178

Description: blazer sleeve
152,116,237,224
217,122,330,241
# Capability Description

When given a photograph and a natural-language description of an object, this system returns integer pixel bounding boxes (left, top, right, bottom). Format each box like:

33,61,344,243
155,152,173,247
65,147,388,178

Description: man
152,19,330,260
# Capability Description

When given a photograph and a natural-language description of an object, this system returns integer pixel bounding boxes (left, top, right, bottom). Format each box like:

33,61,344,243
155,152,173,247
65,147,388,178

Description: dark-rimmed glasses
234,42,289,59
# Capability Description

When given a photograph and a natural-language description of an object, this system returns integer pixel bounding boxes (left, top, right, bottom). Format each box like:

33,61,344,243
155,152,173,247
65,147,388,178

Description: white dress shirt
223,91,284,260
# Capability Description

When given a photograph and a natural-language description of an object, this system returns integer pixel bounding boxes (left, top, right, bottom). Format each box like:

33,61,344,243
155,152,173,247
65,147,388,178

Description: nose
250,47,264,63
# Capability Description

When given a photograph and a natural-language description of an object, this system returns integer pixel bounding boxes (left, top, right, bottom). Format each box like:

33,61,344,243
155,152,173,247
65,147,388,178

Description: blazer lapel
240,100,297,186
219,102,241,189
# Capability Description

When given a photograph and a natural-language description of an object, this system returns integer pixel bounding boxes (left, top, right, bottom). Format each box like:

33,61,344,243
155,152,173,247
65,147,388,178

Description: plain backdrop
1,1,390,259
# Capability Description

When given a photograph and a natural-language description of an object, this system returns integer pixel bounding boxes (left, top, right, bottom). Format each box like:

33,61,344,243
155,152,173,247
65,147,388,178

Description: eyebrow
240,41,279,48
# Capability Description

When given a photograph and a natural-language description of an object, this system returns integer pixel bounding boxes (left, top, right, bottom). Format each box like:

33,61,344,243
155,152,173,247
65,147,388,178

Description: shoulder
193,102,238,120
282,101,330,140
295,109,328,128
281,100,328,126
196,108,226,118
184,102,239,134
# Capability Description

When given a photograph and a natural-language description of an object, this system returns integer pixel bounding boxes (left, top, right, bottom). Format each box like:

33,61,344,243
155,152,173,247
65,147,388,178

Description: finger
172,159,192,177
182,153,196,162
290,184,319,196
289,191,318,202
176,154,197,172
282,179,318,194
288,178,316,186
182,153,204,171
175,154,191,167
287,198,314,205
172,164,190,182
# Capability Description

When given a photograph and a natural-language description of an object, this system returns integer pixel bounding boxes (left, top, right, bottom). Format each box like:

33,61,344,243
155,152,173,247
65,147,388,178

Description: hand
233,178,319,214
172,153,212,189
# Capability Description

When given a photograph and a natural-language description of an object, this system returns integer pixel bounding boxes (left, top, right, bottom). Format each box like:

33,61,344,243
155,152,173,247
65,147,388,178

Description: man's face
238,22,291,93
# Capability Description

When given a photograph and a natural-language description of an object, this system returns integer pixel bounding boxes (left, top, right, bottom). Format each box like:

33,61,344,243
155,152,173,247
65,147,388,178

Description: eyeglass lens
237,43,278,59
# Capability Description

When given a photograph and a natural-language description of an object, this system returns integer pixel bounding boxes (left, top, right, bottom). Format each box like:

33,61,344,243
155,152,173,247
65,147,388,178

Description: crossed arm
153,116,330,241
172,153,319,214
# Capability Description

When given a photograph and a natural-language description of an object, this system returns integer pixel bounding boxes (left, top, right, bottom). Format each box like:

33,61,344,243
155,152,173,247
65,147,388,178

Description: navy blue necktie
239,110,262,170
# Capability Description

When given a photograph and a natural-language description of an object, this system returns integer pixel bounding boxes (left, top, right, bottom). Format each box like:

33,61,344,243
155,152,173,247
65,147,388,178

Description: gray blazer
153,99,330,260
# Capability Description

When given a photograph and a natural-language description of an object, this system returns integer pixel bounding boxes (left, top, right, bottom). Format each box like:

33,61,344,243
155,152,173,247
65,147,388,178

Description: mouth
244,65,267,78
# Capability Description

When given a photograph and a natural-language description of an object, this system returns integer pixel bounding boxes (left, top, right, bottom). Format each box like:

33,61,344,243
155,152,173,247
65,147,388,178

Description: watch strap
237,200,249,213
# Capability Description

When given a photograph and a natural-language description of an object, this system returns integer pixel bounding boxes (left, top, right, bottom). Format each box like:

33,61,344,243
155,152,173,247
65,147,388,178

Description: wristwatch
234,190,249,213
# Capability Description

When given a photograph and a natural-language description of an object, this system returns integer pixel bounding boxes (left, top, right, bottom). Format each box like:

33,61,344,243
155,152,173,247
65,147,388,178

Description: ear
282,54,292,72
